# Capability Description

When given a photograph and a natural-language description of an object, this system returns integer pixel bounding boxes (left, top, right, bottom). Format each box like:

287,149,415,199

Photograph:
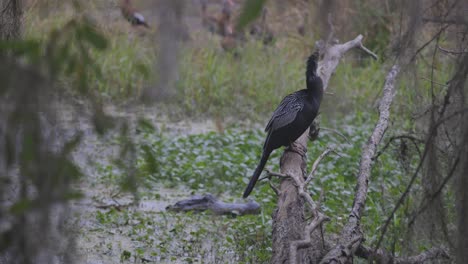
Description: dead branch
284,152,331,264
166,194,260,215
320,127,351,144
408,155,461,226
373,134,424,161
355,245,450,264
272,33,378,264
375,52,468,251
269,147,336,263
319,65,400,264
438,45,468,55
304,147,334,186
317,34,378,89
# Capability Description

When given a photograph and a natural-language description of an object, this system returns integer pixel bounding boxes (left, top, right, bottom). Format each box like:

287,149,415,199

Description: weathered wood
319,65,400,264
166,194,260,215
271,34,377,264
0,0,22,40
271,135,320,264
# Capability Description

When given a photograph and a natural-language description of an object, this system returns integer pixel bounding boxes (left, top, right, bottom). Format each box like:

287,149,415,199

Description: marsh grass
24,2,455,124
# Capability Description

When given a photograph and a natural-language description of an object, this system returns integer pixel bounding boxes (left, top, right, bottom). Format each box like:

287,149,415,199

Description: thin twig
373,134,423,161
304,147,334,186
287,169,330,264
358,42,378,60
268,181,280,196
325,13,336,48
438,45,468,54
320,127,351,144
420,76,449,87
408,155,460,226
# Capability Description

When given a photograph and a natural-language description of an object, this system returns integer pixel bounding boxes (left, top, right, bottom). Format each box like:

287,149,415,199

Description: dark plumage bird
243,52,323,198
120,0,150,28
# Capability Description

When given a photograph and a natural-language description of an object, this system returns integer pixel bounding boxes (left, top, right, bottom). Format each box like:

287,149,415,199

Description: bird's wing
265,91,306,132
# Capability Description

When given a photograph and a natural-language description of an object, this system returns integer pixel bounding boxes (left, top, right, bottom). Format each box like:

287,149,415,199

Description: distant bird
120,0,150,28
243,52,324,198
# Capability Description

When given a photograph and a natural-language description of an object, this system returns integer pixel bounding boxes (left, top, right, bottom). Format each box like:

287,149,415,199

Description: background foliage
1,0,466,263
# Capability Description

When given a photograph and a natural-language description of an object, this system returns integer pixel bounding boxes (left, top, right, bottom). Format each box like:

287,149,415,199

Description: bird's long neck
306,57,323,100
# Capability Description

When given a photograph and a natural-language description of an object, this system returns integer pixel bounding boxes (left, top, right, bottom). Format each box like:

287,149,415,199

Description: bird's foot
286,142,307,157
308,121,320,141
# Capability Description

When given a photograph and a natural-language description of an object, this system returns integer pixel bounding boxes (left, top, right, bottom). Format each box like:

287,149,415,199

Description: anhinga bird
243,52,323,198
120,0,150,28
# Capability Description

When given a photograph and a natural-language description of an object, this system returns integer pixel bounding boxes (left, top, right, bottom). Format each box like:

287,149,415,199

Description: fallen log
166,194,261,216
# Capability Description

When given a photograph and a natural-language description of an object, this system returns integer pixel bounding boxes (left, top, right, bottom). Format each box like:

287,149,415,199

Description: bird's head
306,51,319,77
306,51,323,90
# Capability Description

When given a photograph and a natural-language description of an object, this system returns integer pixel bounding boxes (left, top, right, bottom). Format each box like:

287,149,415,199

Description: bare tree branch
320,65,400,264
272,33,379,263
304,147,334,186
408,155,461,226
285,148,332,264
317,34,378,89
438,45,468,55
375,51,468,252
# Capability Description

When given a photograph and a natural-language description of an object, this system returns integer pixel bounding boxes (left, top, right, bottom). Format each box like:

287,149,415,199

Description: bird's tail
243,150,271,198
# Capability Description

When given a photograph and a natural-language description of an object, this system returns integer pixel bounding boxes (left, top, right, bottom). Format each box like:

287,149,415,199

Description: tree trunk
270,34,379,264
0,0,22,40
454,53,468,264
271,133,325,264
457,121,468,264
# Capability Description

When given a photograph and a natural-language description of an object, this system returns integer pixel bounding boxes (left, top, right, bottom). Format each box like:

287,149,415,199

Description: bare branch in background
320,65,400,264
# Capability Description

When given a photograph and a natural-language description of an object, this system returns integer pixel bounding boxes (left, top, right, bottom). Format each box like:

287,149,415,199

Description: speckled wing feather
265,90,307,133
